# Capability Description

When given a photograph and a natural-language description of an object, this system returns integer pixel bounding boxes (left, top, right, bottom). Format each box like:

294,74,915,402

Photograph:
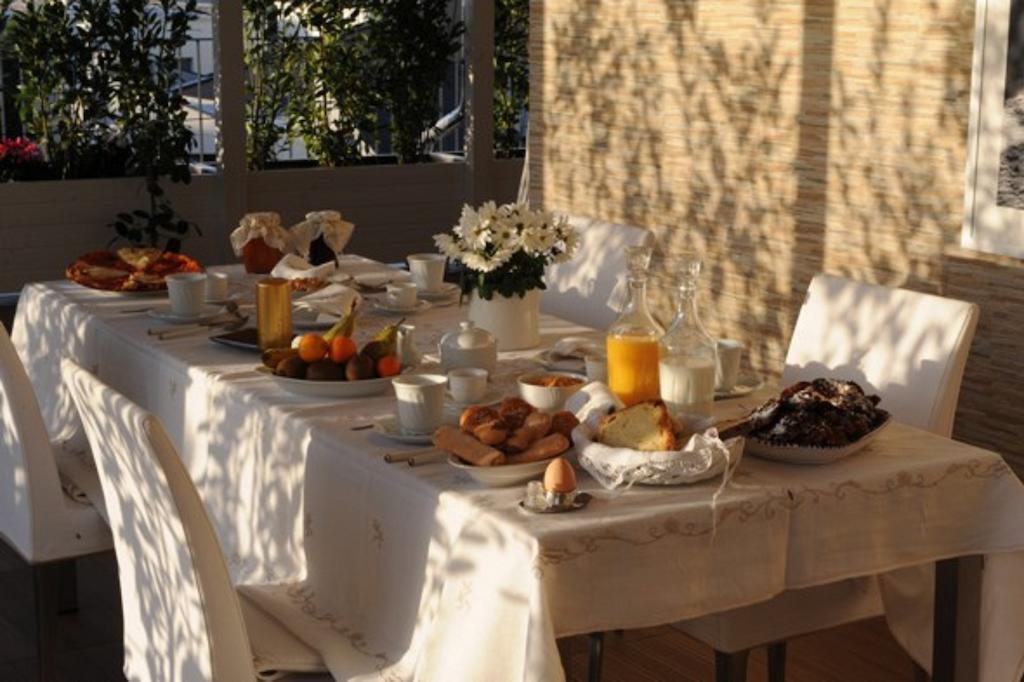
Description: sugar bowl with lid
439,321,497,374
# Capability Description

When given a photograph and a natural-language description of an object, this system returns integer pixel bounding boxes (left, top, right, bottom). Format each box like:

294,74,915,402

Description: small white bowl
517,371,587,412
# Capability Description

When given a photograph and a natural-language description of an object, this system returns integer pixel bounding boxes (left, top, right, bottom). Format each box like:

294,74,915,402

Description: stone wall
529,0,1024,472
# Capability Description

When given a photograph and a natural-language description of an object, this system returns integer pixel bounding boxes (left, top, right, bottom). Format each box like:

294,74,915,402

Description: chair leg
33,562,60,682
57,558,78,614
767,641,787,682
587,632,604,682
714,649,749,682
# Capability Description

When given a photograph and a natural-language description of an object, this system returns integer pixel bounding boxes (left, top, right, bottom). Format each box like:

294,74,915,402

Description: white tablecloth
13,262,1024,682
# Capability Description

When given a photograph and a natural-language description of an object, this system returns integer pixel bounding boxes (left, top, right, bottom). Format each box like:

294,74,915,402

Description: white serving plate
745,416,892,465
447,455,550,488
257,366,394,399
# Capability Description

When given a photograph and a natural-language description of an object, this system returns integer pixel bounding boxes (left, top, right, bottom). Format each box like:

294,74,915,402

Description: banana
323,299,358,341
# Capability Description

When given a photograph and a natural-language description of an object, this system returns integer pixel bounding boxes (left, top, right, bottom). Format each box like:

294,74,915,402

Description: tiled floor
0,535,921,682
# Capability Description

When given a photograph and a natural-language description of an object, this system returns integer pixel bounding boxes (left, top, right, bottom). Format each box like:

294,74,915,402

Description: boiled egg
543,457,577,494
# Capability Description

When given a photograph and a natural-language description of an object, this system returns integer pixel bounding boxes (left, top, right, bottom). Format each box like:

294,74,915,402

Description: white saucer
714,374,765,400
372,416,436,445
446,386,504,409
531,349,586,373
148,304,224,324
372,299,433,315
417,283,460,301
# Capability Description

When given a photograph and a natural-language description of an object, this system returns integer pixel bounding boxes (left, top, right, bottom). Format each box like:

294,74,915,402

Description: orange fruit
329,335,357,364
297,334,329,363
376,355,401,378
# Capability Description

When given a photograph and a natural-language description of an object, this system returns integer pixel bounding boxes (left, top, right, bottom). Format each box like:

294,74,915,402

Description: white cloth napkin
567,382,740,490
271,254,338,281
293,283,360,321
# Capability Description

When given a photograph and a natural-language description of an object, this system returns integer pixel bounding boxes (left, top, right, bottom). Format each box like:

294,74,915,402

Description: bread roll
432,425,507,466
507,433,570,464
460,405,499,433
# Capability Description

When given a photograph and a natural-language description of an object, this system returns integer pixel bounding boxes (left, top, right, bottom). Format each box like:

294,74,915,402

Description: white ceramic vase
468,289,541,351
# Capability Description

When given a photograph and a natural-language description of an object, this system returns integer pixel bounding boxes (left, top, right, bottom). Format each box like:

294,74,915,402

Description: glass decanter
606,245,664,405
658,253,717,429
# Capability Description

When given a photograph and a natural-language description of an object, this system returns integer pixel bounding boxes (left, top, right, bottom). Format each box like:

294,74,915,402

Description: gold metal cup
256,278,293,350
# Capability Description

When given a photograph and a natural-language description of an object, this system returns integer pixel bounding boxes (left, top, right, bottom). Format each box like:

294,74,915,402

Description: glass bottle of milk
658,253,717,429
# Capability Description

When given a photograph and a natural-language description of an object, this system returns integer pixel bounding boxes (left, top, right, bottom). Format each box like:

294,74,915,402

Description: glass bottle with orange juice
606,246,664,405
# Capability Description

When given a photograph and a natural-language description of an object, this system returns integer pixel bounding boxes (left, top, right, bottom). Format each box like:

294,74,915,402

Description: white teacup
448,367,488,404
166,273,207,317
407,254,447,293
716,339,744,392
205,271,230,301
386,282,418,309
392,374,448,434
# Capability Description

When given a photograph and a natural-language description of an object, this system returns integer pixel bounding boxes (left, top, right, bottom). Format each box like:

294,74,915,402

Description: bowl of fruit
258,312,406,398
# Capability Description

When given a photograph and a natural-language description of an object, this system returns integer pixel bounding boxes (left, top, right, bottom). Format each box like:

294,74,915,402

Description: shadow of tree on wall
531,0,1024,472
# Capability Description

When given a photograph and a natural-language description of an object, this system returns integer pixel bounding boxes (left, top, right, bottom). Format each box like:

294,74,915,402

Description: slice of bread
597,400,679,452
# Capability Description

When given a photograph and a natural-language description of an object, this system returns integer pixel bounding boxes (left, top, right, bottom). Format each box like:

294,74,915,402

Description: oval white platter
257,366,394,399
447,455,550,488
745,416,892,465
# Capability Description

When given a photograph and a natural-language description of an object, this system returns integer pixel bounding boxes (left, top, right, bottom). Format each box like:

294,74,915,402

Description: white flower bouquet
433,201,579,299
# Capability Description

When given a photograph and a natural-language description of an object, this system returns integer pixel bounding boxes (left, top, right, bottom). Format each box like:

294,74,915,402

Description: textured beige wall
530,0,1024,472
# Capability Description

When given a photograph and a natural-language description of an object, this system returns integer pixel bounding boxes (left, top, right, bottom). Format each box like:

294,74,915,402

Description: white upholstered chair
0,323,111,680
63,359,329,681
541,214,654,330
675,274,980,680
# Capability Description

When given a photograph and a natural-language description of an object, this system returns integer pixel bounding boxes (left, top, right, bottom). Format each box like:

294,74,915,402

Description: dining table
11,256,1024,682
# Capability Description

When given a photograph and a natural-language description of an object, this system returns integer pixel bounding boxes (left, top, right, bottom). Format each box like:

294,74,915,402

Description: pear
361,317,405,361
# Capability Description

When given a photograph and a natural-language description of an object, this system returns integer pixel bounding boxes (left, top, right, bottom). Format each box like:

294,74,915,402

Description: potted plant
434,201,579,350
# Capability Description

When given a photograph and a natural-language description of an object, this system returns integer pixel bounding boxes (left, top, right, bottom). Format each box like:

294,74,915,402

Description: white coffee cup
585,355,608,383
205,271,230,301
392,374,448,434
166,273,207,317
386,282,418,309
448,367,488,404
407,254,447,293
716,339,744,392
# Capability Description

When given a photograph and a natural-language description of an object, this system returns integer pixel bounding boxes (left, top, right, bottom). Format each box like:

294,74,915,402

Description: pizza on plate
66,248,203,291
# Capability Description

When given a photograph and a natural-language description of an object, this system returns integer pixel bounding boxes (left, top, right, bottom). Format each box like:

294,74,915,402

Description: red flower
0,137,42,164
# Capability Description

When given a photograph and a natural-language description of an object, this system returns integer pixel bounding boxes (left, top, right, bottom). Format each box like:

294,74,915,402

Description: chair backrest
782,274,980,436
541,214,653,330
63,359,255,682
0,324,75,562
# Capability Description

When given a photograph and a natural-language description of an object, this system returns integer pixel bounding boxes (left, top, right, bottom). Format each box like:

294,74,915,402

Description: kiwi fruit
345,353,375,381
276,355,307,379
306,359,346,381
